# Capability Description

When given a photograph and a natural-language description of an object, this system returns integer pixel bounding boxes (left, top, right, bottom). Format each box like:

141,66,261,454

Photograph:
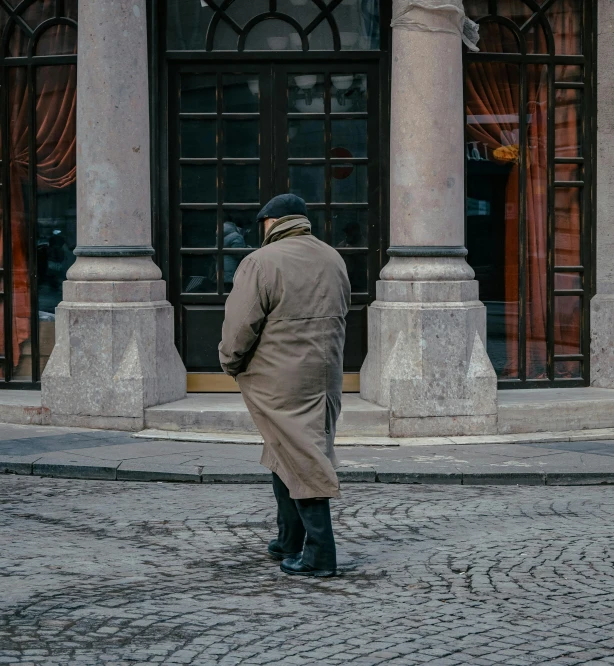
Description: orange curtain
465,0,581,379
4,14,76,369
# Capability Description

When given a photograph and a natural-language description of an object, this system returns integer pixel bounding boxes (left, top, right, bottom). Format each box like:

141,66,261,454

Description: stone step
497,387,614,434
0,390,50,426
144,393,390,437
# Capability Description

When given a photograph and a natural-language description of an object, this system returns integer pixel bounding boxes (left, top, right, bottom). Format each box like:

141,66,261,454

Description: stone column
360,0,497,436
590,0,614,388
41,0,186,430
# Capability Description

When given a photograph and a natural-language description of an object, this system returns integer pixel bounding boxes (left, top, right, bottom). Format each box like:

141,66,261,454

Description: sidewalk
3,422,614,486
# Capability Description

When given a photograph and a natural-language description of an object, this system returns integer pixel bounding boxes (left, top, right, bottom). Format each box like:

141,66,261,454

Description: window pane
222,119,259,158
9,68,31,379
223,75,259,113
334,0,380,50
331,118,367,157
526,64,548,380
555,295,582,355
288,120,325,158
555,360,582,379
556,65,583,83
167,0,212,50
181,119,216,158
555,164,582,182
223,253,250,292
465,60,521,379
36,25,77,55
244,19,298,51
555,187,582,266
547,0,582,55
182,210,217,248
288,74,325,114
223,165,259,203
332,209,368,247
331,164,367,203
182,255,217,293
223,209,259,249
181,74,216,113
341,253,368,292
555,88,583,158
555,272,582,290
308,21,334,50
289,166,325,203
332,73,367,112
307,209,326,241
36,65,77,377
182,165,217,204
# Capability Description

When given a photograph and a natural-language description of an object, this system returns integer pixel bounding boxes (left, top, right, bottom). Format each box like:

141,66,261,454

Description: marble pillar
41,0,186,430
590,0,614,387
360,1,498,436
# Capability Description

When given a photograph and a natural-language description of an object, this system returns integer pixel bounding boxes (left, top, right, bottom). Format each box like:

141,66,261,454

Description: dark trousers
272,473,337,570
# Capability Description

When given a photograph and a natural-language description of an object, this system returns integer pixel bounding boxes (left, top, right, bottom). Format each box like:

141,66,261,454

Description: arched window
0,0,77,385
167,0,380,51
464,0,594,387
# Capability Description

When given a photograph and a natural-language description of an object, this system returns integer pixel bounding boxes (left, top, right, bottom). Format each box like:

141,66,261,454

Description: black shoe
267,539,301,561
280,557,336,578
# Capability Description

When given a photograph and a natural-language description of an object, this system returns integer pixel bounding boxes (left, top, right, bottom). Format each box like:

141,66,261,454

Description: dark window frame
463,0,597,390
0,1,78,389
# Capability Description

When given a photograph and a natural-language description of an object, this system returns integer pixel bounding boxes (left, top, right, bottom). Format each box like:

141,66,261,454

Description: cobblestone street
2,477,614,665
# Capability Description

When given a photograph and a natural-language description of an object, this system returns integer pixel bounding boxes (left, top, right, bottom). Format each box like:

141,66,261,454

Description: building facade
0,0,611,434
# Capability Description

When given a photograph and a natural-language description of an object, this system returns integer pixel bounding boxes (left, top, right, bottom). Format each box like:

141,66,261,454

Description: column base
360,279,498,437
591,294,614,388
41,280,186,431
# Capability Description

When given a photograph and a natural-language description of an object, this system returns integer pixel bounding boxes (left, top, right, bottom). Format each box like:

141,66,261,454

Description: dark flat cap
256,193,308,224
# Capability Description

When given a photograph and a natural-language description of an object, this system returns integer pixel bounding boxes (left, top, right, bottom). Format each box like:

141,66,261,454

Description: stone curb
4,460,614,486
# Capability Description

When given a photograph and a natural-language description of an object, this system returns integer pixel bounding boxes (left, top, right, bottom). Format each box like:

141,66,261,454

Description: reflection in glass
555,187,582,266
182,165,217,203
223,209,259,248
331,164,367,202
36,25,77,56
289,165,325,203
556,65,583,83
555,164,582,182
331,118,367,157
182,210,217,248
288,74,325,113
306,209,326,240
555,88,583,158
307,20,334,50
223,119,259,158
547,0,582,55
288,120,325,158
181,74,216,113
554,295,582,356
181,119,216,158
244,20,301,50
555,360,581,379
332,73,367,112
223,165,259,202
333,209,368,247
182,255,217,293
223,74,259,113
465,59,520,379
223,213,253,289
167,0,213,50
340,253,368,292
336,0,380,50
554,272,582,290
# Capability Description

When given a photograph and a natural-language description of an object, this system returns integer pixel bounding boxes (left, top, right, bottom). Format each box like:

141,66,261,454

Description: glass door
167,62,381,391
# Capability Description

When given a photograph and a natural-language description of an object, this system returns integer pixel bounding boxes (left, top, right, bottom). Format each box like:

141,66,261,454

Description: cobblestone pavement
2,478,614,665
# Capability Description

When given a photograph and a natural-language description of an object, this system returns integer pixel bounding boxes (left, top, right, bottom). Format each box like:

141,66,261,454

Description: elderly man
219,193,351,577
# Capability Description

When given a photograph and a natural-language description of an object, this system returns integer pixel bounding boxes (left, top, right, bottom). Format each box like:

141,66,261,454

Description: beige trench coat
219,217,351,499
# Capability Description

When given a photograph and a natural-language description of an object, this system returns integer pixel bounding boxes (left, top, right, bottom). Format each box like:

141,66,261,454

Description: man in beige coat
219,193,351,577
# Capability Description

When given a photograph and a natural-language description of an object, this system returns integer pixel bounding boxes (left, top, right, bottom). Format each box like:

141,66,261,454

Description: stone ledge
4,460,614,486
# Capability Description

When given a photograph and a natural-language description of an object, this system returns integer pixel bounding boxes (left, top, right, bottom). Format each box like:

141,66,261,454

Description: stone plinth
359,0,497,436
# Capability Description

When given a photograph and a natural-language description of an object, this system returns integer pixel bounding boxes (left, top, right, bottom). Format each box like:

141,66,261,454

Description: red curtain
465,0,582,379
4,12,76,370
